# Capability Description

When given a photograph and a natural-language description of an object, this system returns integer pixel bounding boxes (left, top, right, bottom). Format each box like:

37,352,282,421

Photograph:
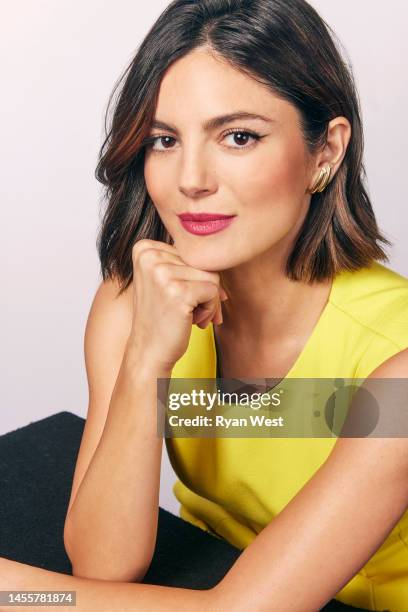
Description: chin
175,242,234,271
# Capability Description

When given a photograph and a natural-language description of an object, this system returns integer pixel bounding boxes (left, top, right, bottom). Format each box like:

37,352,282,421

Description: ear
308,116,352,189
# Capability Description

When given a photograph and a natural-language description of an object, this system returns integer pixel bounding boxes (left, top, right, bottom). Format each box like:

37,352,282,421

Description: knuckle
166,279,184,300
132,239,155,260
132,239,150,255
136,247,160,269
152,262,171,285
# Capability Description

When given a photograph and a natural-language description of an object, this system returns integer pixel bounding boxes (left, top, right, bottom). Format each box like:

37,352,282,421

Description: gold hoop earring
309,164,333,194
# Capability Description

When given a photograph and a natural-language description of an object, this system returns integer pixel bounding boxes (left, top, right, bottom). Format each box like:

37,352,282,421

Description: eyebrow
150,111,276,133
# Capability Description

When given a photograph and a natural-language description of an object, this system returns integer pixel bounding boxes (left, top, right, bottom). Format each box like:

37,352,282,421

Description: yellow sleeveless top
165,261,408,611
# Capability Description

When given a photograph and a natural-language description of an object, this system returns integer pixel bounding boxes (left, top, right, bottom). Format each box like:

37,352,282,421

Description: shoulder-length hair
95,0,391,295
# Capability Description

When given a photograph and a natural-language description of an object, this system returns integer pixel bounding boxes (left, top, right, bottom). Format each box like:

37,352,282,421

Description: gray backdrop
1,0,407,515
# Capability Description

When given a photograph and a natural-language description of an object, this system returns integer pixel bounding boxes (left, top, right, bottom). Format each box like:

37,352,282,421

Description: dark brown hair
95,0,391,295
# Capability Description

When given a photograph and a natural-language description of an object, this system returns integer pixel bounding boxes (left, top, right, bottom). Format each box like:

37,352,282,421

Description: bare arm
63,238,226,583
63,277,170,582
212,348,408,611
5,352,407,611
0,556,215,612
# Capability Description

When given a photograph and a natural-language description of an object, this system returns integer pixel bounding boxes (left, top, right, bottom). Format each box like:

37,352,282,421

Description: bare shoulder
86,275,133,339
84,275,134,401
90,274,133,310
86,272,133,327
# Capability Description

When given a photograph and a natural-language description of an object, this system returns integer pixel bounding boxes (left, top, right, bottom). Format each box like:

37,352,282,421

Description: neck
219,249,333,345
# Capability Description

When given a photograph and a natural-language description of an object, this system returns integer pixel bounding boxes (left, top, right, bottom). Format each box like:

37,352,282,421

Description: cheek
223,141,309,243
242,142,308,207
229,155,307,247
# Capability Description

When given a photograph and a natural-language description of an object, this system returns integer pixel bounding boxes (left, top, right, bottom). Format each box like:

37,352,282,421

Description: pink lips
178,212,236,236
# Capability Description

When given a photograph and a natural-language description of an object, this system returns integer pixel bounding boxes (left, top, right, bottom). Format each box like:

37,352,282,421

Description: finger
196,307,222,328
195,307,221,327
132,241,229,295
219,286,229,301
212,302,223,325
193,300,216,323
132,240,227,295
132,240,184,269
132,238,179,255
155,262,223,292
133,241,184,265
194,295,223,327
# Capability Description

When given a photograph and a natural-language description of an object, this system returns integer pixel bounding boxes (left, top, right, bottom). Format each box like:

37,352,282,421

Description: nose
178,143,218,199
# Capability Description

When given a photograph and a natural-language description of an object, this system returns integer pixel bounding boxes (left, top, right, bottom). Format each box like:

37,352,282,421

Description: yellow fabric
165,261,408,611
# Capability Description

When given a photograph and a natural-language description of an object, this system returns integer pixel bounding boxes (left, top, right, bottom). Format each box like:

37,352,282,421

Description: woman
1,0,407,610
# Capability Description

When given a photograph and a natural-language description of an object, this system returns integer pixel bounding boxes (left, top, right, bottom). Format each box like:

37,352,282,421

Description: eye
145,135,177,152
222,128,262,149
144,128,264,153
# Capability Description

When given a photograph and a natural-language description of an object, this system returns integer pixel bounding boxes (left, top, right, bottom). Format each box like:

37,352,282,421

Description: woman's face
144,47,315,272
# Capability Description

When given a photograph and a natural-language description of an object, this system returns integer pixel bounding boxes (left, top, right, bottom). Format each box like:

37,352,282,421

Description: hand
127,239,228,372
